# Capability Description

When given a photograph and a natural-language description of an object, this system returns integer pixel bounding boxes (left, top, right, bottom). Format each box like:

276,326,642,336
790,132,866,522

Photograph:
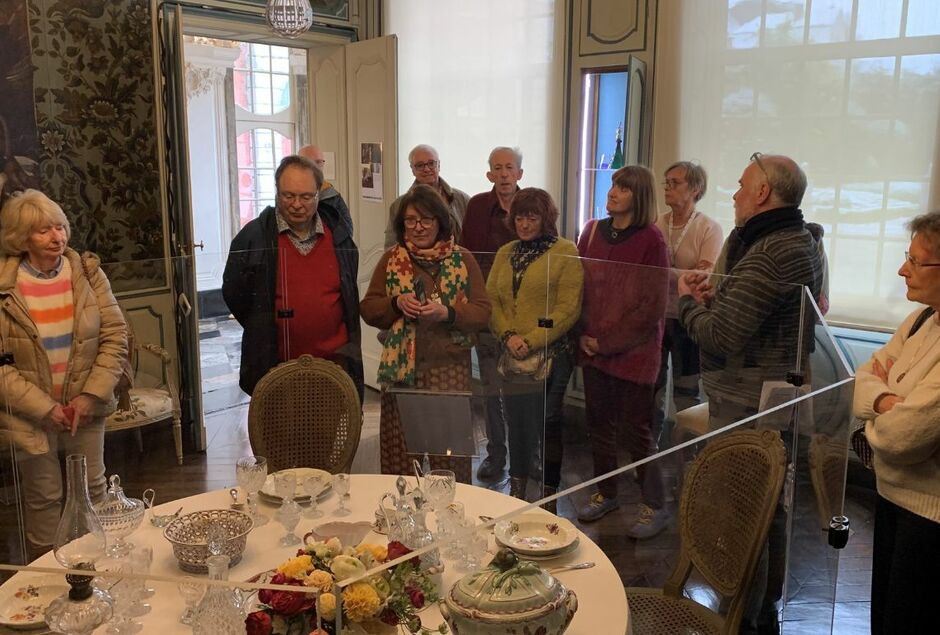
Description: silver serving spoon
547,561,595,574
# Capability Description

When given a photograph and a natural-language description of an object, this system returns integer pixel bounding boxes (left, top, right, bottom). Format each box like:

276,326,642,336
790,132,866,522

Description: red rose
387,541,420,567
245,611,273,635
407,586,425,609
379,607,399,625
268,588,316,616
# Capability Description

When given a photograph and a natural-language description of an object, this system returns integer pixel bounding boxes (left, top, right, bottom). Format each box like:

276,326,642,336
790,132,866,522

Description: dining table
0,474,630,634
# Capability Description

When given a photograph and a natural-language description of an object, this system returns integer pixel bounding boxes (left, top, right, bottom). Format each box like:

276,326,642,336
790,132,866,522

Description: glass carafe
191,555,245,635
45,454,112,634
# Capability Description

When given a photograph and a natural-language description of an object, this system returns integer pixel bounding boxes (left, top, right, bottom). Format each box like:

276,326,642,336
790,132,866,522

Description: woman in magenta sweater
576,165,670,538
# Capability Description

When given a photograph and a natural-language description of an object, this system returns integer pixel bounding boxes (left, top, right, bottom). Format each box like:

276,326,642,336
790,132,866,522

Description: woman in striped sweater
0,190,127,557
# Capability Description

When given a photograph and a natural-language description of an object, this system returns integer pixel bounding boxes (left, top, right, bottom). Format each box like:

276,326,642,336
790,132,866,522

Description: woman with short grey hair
0,190,127,558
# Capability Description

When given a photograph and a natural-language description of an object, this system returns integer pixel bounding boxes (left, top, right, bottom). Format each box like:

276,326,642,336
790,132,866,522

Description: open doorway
182,36,310,415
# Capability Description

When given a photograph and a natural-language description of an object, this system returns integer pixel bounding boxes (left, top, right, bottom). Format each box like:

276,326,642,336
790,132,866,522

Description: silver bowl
163,509,253,573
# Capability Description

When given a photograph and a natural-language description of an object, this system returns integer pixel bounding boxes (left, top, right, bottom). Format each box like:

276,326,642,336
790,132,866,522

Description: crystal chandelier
265,0,314,39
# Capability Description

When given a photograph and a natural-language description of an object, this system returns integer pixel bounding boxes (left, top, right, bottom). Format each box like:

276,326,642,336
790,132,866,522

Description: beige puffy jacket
0,249,127,454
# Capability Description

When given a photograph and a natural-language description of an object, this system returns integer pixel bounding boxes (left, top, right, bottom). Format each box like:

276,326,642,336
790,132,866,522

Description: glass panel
906,0,940,36
855,0,902,41
808,0,853,44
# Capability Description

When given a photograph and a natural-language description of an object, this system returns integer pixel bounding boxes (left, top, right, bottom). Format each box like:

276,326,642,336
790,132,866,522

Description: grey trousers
16,418,107,550
476,333,507,463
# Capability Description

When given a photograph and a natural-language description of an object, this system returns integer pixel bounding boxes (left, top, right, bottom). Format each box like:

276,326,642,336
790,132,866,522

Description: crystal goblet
333,473,351,516
303,475,325,519
236,456,268,527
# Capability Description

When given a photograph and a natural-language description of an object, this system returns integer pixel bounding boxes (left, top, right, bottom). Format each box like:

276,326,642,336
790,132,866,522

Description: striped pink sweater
17,259,74,401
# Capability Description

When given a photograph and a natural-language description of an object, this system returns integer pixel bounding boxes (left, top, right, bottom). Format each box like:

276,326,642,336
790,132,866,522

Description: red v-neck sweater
275,226,348,362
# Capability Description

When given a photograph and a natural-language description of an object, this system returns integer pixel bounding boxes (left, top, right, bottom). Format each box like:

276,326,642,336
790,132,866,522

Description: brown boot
509,477,527,500
541,485,558,514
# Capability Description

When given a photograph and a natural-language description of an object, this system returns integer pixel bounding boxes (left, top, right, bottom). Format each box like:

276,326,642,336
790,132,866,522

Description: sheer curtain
655,0,940,329
384,0,561,203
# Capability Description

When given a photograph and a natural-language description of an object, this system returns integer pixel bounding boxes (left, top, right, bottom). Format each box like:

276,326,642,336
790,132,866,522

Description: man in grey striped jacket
677,153,826,430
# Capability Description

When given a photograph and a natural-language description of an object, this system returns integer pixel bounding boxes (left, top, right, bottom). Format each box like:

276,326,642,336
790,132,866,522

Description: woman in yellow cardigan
487,188,583,503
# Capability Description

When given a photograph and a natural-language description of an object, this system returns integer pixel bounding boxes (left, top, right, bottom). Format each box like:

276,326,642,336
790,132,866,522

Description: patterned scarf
378,238,471,386
509,235,557,298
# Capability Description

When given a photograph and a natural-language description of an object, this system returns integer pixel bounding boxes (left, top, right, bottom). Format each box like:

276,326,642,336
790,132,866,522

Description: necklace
896,316,940,382
667,211,698,264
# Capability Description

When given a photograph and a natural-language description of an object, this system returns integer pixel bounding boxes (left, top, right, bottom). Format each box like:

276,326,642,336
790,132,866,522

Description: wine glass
424,469,456,512
333,473,351,516
125,545,153,617
274,472,301,546
236,455,269,527
303,475,325,519
177,577,204,625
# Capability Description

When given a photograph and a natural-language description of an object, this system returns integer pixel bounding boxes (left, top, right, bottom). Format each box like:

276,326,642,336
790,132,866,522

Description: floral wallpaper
28,0,166,291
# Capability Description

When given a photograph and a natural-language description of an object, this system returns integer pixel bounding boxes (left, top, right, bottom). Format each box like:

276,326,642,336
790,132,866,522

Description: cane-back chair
247,355,362,473
626,429,787,635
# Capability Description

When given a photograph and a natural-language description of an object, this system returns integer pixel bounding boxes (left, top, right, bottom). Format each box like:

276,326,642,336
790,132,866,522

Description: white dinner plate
494,514,579,556
0,576,68,630
259,468,332,503
510,536,580,561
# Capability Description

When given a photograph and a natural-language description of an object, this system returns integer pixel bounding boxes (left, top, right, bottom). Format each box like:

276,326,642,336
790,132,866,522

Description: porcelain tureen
440,548,578,635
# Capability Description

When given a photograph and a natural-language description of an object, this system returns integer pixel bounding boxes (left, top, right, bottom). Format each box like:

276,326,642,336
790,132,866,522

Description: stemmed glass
177,577,204,625
125,546,153,617
303,475,325,519
235,456,269,527
454,516,487,573
440,501,465,559
333,473,351,516
274,472,302,546
424,469,456,513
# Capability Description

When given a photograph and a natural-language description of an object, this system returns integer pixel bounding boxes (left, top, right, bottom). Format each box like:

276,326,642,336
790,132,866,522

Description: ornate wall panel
27,0,167,291
579,0,648,56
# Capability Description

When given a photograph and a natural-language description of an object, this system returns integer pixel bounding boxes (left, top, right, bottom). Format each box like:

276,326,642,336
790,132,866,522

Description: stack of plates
494,514,580,560
258,468,332,505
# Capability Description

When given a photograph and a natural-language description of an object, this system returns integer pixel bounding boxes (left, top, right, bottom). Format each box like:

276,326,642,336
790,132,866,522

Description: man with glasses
677,153,826,634
223,155,363,402
459,146,526,481
383,144,469,248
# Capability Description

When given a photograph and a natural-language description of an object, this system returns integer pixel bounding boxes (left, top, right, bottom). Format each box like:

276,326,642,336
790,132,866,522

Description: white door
309,35,398,389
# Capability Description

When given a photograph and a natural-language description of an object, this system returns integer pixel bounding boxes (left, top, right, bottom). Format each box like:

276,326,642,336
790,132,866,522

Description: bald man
299,145,353,231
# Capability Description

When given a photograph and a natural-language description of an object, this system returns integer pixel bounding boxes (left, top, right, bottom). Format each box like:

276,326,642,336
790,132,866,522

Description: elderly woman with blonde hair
0,190,127,557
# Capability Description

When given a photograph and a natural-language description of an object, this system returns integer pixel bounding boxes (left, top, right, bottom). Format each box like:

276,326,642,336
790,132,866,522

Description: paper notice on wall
360,142,383,201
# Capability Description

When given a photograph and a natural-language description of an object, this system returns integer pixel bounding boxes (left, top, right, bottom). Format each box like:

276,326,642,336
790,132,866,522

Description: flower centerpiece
245,536,447,635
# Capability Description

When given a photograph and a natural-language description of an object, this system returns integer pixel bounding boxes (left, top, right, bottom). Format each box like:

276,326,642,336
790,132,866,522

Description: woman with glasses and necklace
361,184,490,483
575,165,670,538
486,188,583,505
653,161,722,446
853,211,940,635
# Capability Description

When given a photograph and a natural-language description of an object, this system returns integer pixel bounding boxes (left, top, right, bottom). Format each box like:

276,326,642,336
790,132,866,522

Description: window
662,0,940,328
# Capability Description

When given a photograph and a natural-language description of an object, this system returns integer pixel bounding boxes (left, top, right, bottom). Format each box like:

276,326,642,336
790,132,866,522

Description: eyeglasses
750,152,771,181
904,251,940,268
411,160,439,172
403,217,437,229
278,191,317,204
662,178,686,190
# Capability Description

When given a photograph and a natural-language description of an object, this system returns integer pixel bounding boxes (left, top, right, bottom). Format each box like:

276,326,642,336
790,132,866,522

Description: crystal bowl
95,499,145,557
164,510,253,573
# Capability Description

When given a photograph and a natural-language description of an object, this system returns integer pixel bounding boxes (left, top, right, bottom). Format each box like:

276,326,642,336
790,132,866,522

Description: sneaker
624,503,670,539
476,455,505,480
577,493,620,522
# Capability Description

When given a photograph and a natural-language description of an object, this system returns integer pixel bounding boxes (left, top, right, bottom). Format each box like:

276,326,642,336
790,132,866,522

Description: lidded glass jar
191,555,245,635
94,474,145,558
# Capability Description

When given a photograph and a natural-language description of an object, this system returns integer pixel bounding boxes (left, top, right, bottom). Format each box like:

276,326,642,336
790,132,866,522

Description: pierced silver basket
163,509,253,573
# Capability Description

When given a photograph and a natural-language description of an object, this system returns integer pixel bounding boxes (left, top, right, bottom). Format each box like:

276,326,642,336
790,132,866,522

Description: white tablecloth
5,475,629,634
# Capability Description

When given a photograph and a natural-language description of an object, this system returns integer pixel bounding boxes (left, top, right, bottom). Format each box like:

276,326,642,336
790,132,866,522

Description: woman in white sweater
852,211,940,635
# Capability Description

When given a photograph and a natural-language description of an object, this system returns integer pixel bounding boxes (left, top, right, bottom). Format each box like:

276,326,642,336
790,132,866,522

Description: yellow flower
303,569,334,593
341,582,381,622
355,543,388,563
318,592,337,621
277,554,313,580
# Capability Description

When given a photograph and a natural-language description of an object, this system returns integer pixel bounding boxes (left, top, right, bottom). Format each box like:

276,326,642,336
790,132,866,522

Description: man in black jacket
222,155,363,402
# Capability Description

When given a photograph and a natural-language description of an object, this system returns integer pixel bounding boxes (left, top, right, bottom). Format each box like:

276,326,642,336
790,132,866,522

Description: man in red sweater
459,146,524,479
223,155,363,401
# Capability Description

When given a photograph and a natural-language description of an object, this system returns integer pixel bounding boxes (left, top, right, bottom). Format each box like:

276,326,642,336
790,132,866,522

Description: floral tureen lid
446,549,568,618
